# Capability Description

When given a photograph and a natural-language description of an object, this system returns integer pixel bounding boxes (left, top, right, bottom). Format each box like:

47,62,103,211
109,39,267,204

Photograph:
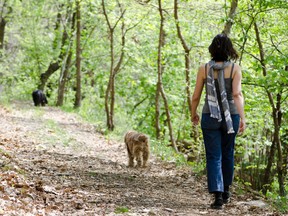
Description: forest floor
0,101,283,216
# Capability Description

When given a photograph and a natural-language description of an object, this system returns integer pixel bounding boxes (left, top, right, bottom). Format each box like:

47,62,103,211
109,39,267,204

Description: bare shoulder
232,63,242,78
199,63,206,71
233,63,241,72
197,63,207,78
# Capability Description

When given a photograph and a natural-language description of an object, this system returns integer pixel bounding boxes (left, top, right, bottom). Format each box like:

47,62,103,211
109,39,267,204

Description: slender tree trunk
104,80,112,130
156,0,165,140
56,11,76,106
0,0,10,50
174,0,199,146
102,0,125,131
238,16,256,65
254,22,285,196
74,0,82,108
103,0,114,130
282,127,288,180
222,0,238,35
174,0,192,117
282,66,288,180
157,0,177,152
273,96,285,196
0,18,6,50
155,83,161,139
263,141,276,194
56,47,73,106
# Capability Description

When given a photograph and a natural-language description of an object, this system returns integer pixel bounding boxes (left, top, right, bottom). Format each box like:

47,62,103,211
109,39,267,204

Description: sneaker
211,192,223,209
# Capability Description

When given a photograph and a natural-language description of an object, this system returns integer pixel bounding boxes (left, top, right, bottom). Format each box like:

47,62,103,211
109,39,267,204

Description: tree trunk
56,47,72,106
282,66,288,181
105,77,113,130
39,63,61,91
155,83,161,139
74,0,82,108
56,10,76,105
102,0,125,131
0,18,6,50
282,128,288,181
262,141,276,194
158,0,177,152
174,0,192,117
254,22,285,196
103,0,114,130
174,0,198,146
0,0,11,50
222,0,238,35
274,93,284,196
38,8,74,91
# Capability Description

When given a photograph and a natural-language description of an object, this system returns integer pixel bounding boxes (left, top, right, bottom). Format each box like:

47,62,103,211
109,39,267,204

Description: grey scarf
206,60,235,134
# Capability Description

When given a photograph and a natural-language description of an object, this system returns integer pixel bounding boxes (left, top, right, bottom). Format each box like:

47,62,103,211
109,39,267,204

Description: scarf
206,60,235,134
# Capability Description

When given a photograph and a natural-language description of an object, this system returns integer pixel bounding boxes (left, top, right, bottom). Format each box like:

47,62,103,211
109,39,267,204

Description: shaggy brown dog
124,131,150,168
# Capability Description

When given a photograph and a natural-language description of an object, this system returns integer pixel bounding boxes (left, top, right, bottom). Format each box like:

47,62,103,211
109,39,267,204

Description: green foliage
0,0,288,212
266,183,288,213
188,160,206,176
150,139,188,166
232,0,288,202
114,206,129,214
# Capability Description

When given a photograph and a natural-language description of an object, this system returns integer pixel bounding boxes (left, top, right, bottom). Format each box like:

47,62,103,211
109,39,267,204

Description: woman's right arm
191,65,205,125
232,65,246,133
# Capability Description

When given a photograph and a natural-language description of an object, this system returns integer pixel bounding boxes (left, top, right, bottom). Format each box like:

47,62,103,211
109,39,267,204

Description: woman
191,34,246,209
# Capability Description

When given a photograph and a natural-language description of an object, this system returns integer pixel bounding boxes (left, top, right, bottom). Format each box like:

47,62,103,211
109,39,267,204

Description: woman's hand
192,113,200,125
238,118,246,134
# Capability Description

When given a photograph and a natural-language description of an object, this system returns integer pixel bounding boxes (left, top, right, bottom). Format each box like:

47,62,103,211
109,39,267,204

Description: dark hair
208,34,238,61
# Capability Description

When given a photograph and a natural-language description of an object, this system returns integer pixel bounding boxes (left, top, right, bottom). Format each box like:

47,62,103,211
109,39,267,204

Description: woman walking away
191,34,246,209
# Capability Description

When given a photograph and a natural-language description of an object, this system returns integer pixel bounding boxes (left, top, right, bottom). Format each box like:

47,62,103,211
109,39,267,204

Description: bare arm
191,65,205,125
232,65,246,133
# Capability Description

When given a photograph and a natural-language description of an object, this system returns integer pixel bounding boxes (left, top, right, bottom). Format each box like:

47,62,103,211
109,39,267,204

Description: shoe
222,191,231,204
210,192,223,209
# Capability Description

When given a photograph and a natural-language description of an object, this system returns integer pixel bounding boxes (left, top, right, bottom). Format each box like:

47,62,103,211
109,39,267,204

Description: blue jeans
201,113,240,193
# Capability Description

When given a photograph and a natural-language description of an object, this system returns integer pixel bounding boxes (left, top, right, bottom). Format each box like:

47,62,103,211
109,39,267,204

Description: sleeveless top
202,63,239,114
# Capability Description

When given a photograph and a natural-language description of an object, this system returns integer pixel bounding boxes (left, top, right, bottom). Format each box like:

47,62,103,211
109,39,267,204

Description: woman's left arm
232,65,246,133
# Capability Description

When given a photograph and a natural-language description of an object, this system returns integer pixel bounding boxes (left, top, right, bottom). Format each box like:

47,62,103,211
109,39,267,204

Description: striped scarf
206,60,235,134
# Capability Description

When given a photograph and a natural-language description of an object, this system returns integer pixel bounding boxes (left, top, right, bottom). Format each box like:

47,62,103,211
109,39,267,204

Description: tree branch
174,0,190,52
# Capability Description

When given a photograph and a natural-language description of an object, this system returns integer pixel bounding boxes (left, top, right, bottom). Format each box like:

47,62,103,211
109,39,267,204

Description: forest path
0,101,277,215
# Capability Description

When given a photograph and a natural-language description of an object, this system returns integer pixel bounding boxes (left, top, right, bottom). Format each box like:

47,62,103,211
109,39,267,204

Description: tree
102,0,126,131
74,0,82,108
56,6,76,106
235,0,288,196
173,0,200,151
0,0,12,50
39,3,75,95
222,0,238,35
1,0,288,203
254,21,285,195
156,0,177,152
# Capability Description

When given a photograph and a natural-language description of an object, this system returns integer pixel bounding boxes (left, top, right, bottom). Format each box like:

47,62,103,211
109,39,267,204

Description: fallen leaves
0,103,280,216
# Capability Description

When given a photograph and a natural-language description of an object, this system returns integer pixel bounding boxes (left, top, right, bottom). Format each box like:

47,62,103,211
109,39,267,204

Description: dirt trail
0,101,279,215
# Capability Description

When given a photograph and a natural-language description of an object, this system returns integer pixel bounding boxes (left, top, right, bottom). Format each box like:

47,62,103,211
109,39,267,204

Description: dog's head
136,134,149,146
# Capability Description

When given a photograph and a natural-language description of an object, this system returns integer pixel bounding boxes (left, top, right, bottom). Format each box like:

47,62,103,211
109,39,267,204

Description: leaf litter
0,101,280,216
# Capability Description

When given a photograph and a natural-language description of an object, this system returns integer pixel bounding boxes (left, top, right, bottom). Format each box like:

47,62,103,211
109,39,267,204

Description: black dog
32,90,48,106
